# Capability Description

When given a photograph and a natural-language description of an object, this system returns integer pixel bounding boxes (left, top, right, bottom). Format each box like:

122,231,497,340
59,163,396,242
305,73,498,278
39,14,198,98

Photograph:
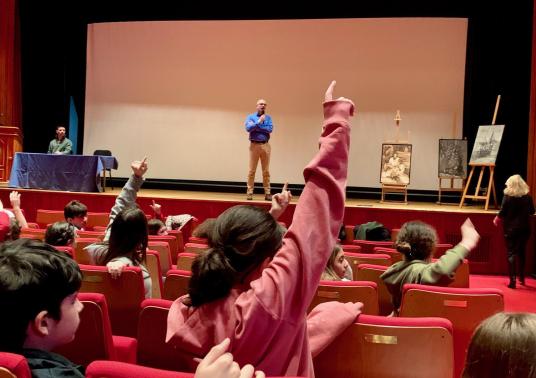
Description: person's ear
30,310,52,337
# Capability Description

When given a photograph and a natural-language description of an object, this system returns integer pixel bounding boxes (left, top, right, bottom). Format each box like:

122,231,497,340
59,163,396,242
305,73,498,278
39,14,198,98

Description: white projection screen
84,18,468,190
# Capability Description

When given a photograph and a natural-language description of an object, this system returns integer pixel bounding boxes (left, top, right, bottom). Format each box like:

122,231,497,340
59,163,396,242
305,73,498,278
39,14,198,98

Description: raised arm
9,191,28,229
103,157,148,241
252,81,355,318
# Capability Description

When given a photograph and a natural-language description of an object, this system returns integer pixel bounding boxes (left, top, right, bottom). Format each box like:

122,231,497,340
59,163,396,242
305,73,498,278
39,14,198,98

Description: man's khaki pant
247,142,271,195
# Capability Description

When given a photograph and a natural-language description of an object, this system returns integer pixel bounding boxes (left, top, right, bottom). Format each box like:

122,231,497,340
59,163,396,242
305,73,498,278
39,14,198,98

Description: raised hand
460,218,480,251
269,182,292,220
131,157,148,177
9,191,21,209
324,80,355,116
106,261,125,279
150,200,162,215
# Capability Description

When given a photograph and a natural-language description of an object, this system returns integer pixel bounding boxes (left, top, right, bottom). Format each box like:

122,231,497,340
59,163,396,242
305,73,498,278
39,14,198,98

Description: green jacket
380,244,468,311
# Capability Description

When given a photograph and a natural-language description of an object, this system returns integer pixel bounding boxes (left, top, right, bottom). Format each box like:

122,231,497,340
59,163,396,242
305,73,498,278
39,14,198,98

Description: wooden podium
459,163,498,210
0,126,22,182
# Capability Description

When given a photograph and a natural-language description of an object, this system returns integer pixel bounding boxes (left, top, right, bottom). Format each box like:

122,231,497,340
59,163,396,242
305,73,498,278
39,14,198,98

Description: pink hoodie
166,100,357,377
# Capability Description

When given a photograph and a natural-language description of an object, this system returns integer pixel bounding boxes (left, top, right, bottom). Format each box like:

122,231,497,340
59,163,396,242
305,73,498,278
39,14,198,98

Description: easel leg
485,166,495,211
460,166,475,208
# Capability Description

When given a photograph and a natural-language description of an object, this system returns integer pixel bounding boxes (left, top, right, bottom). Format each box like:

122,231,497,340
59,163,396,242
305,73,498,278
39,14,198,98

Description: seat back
399,284,504,378
352,240,394,253
149,235,179,264
183,242,209,254
148,241,172,274
373,246,403,263
87,212,111,229
146,250,163,299
79,265,145,337
19,227,46,240
35,209,65,228
76,230,105,240
54,292,116,365
176,253,197,271
167,229,185,254
86,360,194,378
188,236,208,244
137,299,190,371
340,244,361,253
73,237,100,264
93,149,112,156
163,269,192,300
313,315,454,378
344,252,392,280
309,280,379,315
355,264,392,316
0,353,31,378
433,243,455,258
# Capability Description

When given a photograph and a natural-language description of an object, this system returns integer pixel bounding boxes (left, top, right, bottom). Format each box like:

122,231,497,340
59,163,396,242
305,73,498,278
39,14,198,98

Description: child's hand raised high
131,157,148,177
324,80,355,116
460,218,480,251
269,182,292,220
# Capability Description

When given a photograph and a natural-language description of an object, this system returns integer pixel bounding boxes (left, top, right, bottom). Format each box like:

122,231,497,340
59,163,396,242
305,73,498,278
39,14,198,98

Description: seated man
64,200,87,230
48,125,72,155
0,238,85,377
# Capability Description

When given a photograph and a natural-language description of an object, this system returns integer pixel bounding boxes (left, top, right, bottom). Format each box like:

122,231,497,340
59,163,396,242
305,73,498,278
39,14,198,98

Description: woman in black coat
493,175,535,288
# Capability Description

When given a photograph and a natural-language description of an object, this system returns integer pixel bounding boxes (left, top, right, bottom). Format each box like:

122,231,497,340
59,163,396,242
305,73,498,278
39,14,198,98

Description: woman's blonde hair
321,245,344,281
504,174,530,197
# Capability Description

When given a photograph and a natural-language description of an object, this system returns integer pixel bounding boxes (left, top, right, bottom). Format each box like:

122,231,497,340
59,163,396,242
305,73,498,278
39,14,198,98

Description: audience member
493,174,535,288
64,200,88,230
166,81,361,377
85,158,152,298
321,244,352,281
149,200,196,232
381,218,480,314
463,312,536,378
45,221,77,246
0,238,84,377
147,218,167,236
0,191,29,242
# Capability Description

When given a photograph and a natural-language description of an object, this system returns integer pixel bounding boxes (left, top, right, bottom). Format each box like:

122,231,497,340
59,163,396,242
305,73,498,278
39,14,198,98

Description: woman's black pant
505,231,529,281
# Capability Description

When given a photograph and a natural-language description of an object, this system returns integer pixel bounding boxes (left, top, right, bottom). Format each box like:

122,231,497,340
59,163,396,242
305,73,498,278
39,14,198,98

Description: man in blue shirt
245,99,273,201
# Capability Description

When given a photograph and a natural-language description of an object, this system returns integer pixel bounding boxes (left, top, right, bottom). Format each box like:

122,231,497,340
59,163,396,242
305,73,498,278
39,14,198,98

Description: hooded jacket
166,99,358,377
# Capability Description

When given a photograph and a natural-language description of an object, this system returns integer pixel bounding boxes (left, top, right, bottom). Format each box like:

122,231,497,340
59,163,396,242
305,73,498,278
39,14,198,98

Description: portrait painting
438,139,467,179
469,125,505,164
380,143,412,185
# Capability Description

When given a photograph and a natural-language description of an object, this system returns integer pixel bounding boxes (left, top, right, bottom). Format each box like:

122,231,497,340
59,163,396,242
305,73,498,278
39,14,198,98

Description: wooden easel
459,95,501,210
381,184,408,204
380,110,409,204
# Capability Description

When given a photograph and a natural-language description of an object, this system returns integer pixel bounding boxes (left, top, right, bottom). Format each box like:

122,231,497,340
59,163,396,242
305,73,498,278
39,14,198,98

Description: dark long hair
395,221,437,261
188,205,284,307
97,207,148,265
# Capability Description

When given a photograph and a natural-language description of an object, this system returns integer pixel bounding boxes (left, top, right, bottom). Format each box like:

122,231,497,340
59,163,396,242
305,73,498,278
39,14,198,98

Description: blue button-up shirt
245,113,273,142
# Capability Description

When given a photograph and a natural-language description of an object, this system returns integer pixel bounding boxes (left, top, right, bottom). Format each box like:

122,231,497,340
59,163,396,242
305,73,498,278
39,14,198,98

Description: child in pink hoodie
166,81,360,377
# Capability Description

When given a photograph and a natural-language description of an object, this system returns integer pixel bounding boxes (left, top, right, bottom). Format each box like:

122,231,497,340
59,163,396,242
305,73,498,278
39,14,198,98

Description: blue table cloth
9,153,117,192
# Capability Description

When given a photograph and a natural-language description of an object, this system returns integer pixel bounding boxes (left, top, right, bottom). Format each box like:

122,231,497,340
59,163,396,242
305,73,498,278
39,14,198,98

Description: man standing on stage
48,125,73,154
245,98,273,201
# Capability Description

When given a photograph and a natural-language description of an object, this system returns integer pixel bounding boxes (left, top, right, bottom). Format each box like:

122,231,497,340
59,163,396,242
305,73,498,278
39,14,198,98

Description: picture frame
469,125,505,164
380,143,412,185
438,139,468,179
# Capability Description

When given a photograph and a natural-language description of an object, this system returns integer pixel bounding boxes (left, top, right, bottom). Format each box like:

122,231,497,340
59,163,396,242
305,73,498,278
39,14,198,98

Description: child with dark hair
45,221,77,246
64,200,88,230
147,218,167,236
463,312,536,378
166,81,361,377
0,238,84,377
85,158,151,298
0,191,29,242
381,219,480,314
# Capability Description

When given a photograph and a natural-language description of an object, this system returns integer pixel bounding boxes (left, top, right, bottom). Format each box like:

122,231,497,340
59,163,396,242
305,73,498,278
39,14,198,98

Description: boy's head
147,219,167,236
45,221,77,246
0,239,83,352
64,200,88,229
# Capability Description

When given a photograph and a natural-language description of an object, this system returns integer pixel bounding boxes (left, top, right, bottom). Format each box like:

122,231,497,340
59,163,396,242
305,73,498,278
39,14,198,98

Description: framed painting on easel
469,125,505,164
380,143,412,185
439,139,467,179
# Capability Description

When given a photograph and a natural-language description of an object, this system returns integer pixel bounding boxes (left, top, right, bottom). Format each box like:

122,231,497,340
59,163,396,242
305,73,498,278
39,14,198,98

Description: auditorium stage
0,186,532,276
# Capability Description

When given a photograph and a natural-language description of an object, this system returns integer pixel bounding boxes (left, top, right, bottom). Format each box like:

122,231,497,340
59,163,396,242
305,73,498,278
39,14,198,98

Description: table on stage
8,152,118,192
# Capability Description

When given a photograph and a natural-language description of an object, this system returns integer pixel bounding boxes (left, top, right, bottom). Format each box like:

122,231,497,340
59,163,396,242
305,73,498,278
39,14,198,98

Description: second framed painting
380,143,412,185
